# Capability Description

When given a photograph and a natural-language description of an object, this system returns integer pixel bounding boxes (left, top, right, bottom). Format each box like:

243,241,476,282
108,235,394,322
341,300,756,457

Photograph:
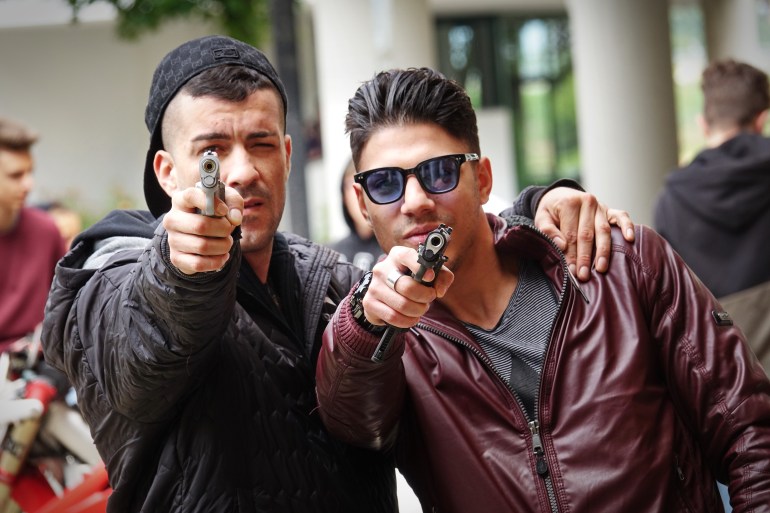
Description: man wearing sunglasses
316,67,770,513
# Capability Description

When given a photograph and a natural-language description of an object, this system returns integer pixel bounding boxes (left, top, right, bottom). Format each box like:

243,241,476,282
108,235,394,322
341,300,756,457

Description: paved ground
397,471,421,512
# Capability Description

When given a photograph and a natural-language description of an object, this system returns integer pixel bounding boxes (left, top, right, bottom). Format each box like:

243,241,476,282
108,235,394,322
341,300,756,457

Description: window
436,15,579,192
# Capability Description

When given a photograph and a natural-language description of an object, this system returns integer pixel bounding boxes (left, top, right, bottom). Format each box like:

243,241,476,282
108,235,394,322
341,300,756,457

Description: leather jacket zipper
415,221,581,513
513,222,576,513
418,321,562,513
530,420,560,513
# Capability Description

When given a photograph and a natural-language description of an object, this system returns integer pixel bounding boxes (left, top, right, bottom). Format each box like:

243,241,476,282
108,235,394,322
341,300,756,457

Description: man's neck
439,226,519,330
242,243,274,284
705,127,741,149
0,205,20,235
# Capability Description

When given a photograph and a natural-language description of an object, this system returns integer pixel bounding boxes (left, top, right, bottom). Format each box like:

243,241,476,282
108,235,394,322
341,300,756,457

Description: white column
311,0,435,242
703,0,770,73
566,0,679,225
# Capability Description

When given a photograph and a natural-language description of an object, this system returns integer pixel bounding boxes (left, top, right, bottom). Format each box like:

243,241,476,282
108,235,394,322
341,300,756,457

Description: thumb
224,186,244,226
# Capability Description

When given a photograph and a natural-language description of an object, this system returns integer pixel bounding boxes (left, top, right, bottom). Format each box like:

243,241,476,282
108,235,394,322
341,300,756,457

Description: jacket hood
661,133,770,230
71,210,158,248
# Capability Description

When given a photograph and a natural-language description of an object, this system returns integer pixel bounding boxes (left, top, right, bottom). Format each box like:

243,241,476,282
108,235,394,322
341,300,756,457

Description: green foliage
66,0,270,45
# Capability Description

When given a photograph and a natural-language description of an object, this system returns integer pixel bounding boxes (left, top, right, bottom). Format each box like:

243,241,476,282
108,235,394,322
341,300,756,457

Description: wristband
349,272,386,334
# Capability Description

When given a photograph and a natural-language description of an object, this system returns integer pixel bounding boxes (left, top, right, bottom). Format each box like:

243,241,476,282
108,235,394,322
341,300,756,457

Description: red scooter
0,332,111,513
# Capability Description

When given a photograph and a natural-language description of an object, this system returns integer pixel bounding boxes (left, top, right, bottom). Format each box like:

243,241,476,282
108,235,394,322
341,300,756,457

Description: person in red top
0,116,66,350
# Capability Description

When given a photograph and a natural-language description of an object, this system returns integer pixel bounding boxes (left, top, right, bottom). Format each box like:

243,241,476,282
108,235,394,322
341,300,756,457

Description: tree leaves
66,0,270,45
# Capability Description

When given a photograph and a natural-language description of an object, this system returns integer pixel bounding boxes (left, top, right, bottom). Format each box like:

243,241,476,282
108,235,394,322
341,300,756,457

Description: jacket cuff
337,296,400,360
154,222,239,282
509,179,585,219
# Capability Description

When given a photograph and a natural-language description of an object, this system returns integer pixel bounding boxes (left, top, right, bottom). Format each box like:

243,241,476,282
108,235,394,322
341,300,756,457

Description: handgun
371,224,452,363
196,150,226,217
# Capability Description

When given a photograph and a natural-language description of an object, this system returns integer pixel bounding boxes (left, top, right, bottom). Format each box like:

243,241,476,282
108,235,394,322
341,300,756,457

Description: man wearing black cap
41,35,632,512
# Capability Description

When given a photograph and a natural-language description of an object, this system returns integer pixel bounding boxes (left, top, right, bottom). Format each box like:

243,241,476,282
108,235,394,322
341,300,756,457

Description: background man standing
0,116,66,349
654,59,770,372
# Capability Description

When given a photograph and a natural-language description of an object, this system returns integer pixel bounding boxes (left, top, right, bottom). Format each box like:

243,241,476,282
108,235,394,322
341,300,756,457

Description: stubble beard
236,184,285,257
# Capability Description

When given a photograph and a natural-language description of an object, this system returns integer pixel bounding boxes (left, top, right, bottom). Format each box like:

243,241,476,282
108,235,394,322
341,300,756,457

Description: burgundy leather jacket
317,215,770,513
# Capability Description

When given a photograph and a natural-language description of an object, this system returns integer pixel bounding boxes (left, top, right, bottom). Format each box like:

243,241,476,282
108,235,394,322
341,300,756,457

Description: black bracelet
349,272,386,334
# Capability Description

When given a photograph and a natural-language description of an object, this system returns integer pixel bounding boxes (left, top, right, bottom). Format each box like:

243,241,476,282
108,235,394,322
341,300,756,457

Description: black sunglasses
354,153,479,205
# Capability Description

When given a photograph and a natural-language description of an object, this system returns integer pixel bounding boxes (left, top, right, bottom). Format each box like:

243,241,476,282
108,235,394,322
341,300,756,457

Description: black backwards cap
143,35,288,218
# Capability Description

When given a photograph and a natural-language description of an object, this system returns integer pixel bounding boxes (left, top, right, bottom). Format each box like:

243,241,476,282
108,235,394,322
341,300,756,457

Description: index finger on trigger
432,267,454,298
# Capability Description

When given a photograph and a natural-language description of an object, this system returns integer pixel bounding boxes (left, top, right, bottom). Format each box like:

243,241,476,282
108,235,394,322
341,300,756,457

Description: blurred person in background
0,116,66,350
654,59,770,373
38,200,84,249
329,159,383,271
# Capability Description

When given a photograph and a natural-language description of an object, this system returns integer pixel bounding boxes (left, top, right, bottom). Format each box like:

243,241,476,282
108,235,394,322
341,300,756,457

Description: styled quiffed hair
702,59,770,130
346,67,480,166
0,117,39,152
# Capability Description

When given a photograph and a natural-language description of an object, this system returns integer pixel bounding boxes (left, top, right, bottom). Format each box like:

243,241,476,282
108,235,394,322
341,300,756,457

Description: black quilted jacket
41,209,396,513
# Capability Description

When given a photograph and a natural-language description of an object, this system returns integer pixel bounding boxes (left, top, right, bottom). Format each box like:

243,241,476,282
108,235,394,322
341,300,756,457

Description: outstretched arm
316,245,454,451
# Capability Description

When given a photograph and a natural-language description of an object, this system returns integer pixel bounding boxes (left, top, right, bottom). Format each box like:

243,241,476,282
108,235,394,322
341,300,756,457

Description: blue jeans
717,481,731,512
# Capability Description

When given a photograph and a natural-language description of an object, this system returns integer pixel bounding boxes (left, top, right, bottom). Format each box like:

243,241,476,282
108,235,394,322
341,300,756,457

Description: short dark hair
181,65,284,121
345,67,480,167
0,117,38,152
701,59,770,130
161,65,286,149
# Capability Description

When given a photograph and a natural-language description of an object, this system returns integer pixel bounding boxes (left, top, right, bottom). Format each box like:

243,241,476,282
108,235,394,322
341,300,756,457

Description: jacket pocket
671,431,723,512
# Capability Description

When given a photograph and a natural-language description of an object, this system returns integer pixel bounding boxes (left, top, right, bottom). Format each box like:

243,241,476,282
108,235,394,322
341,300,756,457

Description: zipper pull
674,456,685,481
567,267,590,303
529,420,549,476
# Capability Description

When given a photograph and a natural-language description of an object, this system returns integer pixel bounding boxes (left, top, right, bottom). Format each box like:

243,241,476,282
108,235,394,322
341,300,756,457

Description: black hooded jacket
654,133,770,298
41,209,396,513
42,178,546,512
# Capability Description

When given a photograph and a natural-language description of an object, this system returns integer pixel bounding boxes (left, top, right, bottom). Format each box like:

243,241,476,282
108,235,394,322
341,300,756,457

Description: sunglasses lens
365,169,405,204
361,155,466,204
418,157,460,193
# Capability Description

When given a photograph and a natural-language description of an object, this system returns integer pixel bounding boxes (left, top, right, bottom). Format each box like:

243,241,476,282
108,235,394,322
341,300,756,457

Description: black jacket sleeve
506,178,584,219
43,222,241,423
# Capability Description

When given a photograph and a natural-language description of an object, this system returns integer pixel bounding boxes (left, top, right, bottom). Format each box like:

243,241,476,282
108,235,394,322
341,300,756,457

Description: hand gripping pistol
371,224,453,362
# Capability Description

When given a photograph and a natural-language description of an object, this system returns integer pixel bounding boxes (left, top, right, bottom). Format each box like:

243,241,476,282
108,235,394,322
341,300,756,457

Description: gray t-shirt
465,259,558,419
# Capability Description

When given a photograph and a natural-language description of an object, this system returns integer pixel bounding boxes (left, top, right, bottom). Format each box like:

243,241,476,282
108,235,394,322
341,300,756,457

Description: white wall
703,0,770,72
567,0,679,226
0,16,216,219
477,107,517,210
312,0,436,243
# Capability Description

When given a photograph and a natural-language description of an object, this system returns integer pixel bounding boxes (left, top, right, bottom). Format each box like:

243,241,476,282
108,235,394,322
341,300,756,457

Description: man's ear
477,156,494,206
284,134,293,180
753,109,768,134
353,183,372,226
154,150,178,196
696,113,709,138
